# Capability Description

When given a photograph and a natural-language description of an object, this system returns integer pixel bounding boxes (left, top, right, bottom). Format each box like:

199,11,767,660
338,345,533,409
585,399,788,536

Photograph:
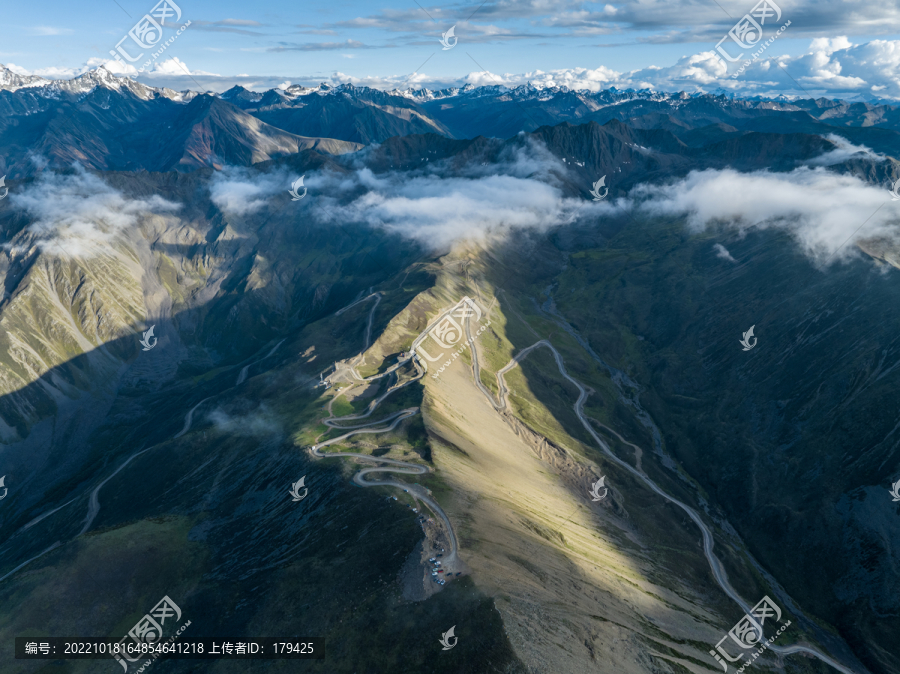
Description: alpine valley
1,65,899,674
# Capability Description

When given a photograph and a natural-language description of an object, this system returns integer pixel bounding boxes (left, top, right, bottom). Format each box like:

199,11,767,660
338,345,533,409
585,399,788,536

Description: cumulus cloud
146,57,220,78
5,167,180,258
633,167,900,265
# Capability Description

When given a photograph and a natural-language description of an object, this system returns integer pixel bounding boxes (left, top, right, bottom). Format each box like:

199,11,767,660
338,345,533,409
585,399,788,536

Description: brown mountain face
154,95,364,171
0,88,362,176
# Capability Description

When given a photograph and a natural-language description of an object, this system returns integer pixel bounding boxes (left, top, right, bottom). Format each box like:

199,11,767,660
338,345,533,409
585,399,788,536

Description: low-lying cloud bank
7,143,898,271
209,140,607,250
633,167,900,264
208,140,900,266
313,170,600,250
4,167,180,258
209,166,290,216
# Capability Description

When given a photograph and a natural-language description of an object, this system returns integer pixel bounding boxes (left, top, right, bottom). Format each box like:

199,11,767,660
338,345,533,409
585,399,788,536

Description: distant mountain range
5,64,900,177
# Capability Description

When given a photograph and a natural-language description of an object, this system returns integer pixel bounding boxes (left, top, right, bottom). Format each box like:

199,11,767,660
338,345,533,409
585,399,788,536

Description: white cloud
311,141,611,250
807,135,886,166
4,63,33,76
30,26,74,36
151,57,191,76
208,406,281,436
809,37,854,55
209,166,290,216
205,141,900,265
714,243,737,262
205,139,613,251
94,57,137,76
634,167,900,265
147,57,221,77
5,168,180,258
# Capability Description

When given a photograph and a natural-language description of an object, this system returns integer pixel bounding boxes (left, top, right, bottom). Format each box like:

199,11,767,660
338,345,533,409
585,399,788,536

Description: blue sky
3,0,900,99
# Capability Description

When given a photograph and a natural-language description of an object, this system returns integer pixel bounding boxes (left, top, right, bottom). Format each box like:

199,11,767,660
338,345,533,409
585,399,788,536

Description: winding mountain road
308,301,463,568
236,338,286,386
467,319,859,674
3,286,860,674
